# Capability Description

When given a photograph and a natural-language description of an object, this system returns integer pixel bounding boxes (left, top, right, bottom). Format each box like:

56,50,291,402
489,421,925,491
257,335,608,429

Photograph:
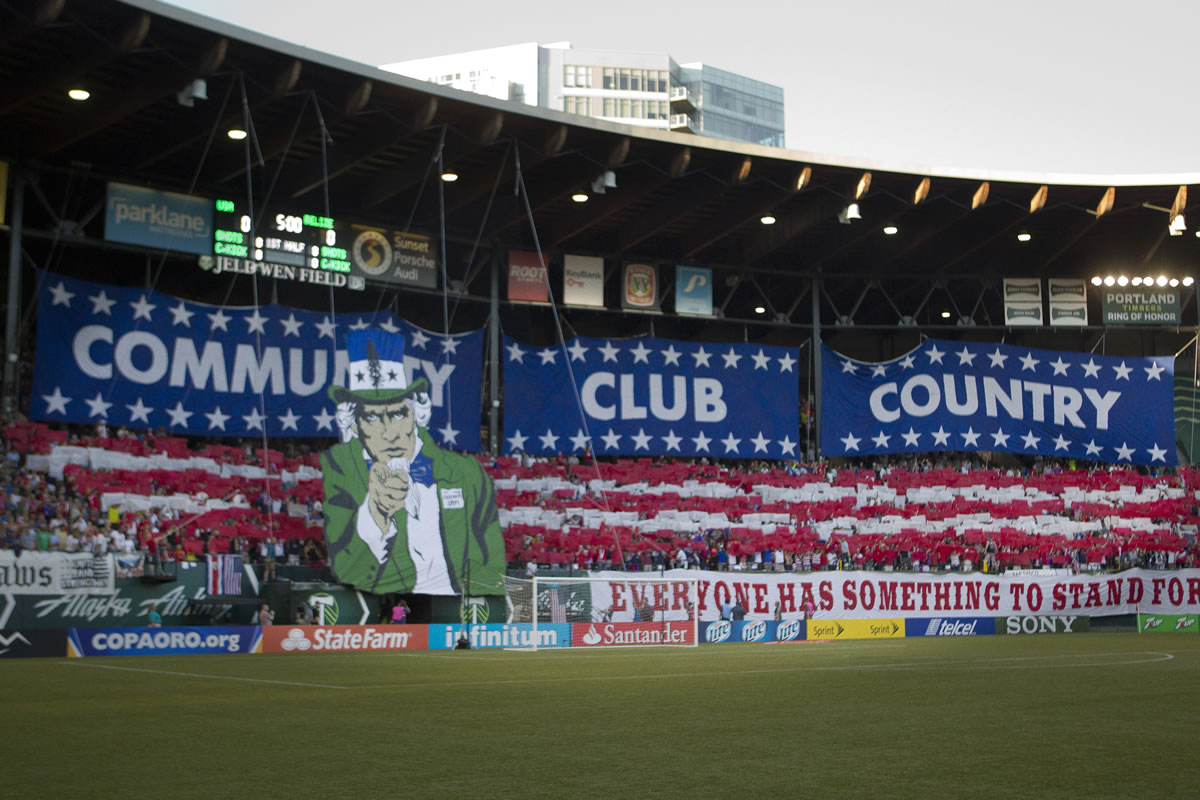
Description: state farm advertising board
508,249,549,302
263,625,427,654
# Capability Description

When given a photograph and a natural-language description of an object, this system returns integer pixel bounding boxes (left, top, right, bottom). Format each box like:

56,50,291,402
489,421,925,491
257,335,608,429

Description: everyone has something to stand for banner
502,335,801,459
821,339,1175,465
31,272,483,448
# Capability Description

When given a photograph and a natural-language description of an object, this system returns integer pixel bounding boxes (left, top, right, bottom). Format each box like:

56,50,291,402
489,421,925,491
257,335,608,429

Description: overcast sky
168,0,1199,181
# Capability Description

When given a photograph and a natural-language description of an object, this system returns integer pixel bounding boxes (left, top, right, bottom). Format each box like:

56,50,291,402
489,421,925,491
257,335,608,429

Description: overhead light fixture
440,172,459,183
883,225,898,235
1017,232,1031,242
760,215,776,225
1170,278,1180,287
940,311,951,319
837,203,861,224
754,306,766,314
1131,277,1143,286
1090,276,1103,286
1184,276,1195,286
226,128,248,140
913,177,931,205
971,182,990,209
1143,274,1153,285
1030,185,1048,213
1117,275,1129,286
1103,276,1116,286
854,172,872,200
1093,187,1116,218
794,166,812,191
1157,275,1169,286
571,192,588,203
67,88,90,101
1169,213,1186,235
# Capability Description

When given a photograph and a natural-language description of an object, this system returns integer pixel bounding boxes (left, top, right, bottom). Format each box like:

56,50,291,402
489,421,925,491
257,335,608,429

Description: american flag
548,586,567,623
206,554,243,595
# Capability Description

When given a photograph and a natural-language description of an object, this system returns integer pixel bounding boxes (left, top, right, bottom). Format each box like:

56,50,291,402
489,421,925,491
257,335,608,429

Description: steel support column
3,165,24,416
488,246,500,454
811,273,822,461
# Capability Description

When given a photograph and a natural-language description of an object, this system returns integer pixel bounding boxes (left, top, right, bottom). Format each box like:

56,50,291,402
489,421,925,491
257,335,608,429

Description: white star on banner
931,427,951,446
130,295,156,321
349,318,370,331
1147,443,1168,462
600,428,622,450
126,397,153,424
721,432,742,453
691,431,712,452
778,436,797,457
841,359,858,374
926,344,944,364
661,430,683,452
777,352,796,372
987,348,1008,368
506,429,528,452
630,342,651,364
1021,430,1041,449
49,282,74,307
168,301,193,327
207,309,231,332
379,319,400,334
661,345,682,366
243,309,267,334
315,316,337,339
840,431,861,451
43,387,70,415
955,347,976,366
166,402,193,428
751,349,771,370
441,337,459,355
691,347,712,368
1050,357,1070,376
961,427,981,447
205,406,231,431
1113,361,1132,380
89,291,116,316
1019,352,1040,372
242,408,265,431
631,428,652,451
871,365,888,377
280,313,303,336
1080,358,1101,378
721,348,743,369
901,428,921,447
750,431,771,453
567,341,589,362
569,430,591,451
506,342,526,363
599,341,620,363
1084,440,1103,457
313,407,336,432
991,429,1010,448
1145,362,1165,381
438,422,459,446
278,409,300,431
872,431,891,448
899,354,916,369
409,330,430,349
538,348,558,365
1052,434,1070,451
84,392,112,418
538,428,560,451
1114,441,1135,461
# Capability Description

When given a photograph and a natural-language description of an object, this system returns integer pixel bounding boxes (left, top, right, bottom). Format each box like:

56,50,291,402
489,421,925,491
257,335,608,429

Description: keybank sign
105,182,212,255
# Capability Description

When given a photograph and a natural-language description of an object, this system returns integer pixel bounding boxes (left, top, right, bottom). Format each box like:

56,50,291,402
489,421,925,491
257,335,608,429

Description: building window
620,98,631,117
564,65,592,88
603,98,615,116
619,68,630,90
603,68,615,89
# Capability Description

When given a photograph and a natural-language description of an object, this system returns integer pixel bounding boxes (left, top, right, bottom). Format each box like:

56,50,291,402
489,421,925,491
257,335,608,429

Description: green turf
3,633,1197,799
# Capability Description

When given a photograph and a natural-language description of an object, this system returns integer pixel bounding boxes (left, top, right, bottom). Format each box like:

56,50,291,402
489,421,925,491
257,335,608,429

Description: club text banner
33,272,483,448
821,339,1174,465
502,335,801,459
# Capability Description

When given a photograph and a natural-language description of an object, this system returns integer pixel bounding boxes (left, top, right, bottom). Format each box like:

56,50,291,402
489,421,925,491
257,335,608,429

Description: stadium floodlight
1184,276,1195,287
571,192,588,203
838,203,861,224
1169,213,1186,235
226,128,247,140
883,225,898,235
1117,275,1129,286
1170,278,1180,287
760,215,776,225
67,88,90,101
1103,276,1115,286
440,171,459,182
1090,276,1102,286
754,306,766,314
1131,277,1143,286
1157,275,1169,286
1017,232,1031,242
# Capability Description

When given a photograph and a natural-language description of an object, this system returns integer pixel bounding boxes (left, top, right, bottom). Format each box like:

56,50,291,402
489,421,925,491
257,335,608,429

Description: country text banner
821,339,1175,465
32,272,482,448
502,335,801,459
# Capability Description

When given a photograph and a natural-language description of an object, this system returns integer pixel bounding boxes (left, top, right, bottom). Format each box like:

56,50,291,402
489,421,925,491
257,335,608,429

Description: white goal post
504,574,700,651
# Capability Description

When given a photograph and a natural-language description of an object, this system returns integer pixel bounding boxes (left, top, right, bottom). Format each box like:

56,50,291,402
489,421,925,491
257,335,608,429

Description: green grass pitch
3,633,1198,799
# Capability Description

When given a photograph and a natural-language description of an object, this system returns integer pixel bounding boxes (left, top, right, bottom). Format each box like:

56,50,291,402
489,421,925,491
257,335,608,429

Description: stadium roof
2,0,1198,339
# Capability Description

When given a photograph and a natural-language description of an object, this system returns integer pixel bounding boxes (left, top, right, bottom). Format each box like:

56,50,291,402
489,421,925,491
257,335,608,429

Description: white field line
62,661,350,689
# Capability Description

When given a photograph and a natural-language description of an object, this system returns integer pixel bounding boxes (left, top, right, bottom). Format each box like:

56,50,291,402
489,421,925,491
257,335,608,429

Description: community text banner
821,339,1175,465
502,335,801,459
32,272,483,448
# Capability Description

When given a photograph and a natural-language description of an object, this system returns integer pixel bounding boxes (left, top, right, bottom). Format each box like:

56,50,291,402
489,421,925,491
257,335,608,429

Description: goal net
504,575,699,650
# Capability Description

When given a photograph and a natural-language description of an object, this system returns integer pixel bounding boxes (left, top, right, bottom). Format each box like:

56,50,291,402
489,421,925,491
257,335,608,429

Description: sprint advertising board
700,619,807,643
67,626,261,656
428,623,571,650
905,616,996,637
807,618,905,641
1137,613,1199,633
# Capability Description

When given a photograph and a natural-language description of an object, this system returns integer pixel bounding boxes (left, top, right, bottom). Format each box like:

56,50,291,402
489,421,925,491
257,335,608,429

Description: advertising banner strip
904,616,996,637
508,249,549,303
563,254,605,307
997,615,1090,634
622,263,658,310
105,182,213,255
0,629,67,658
502,335,800,459
0,551,114,595
808,618,904,641
675,265,713,316
262,625,429,653
701,619,807,644
1137,613,1199,633
1101,289,1182,325
427,623,571,650
821,338,1175,465
32,271,483,448
67,626,262,657
573,621,695,646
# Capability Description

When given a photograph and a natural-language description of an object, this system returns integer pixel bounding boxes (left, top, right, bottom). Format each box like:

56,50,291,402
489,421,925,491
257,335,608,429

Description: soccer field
4,633,1197,799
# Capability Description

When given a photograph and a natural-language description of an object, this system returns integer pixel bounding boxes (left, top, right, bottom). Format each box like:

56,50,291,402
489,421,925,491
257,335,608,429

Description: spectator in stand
257,603,275,626
147,603,162,628
391,599,409,624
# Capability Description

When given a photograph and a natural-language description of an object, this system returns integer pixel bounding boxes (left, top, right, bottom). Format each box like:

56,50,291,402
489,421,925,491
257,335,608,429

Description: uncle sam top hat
328,329,428,405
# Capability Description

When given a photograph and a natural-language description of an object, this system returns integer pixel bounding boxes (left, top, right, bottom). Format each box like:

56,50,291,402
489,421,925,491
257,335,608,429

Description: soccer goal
504,574,699,651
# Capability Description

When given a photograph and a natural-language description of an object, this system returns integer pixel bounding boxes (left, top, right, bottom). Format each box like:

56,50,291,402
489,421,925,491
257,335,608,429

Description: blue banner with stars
32,272,482,449
502,335,800,459
821,339,1175,466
